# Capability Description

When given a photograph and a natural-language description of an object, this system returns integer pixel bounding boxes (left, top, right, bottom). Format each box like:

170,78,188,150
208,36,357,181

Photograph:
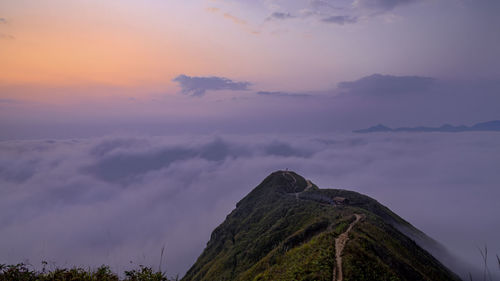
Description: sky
1,0,500,138
1,0,500,279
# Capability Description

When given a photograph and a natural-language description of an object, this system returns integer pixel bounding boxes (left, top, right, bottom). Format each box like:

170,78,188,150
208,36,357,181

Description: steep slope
182,171,461,281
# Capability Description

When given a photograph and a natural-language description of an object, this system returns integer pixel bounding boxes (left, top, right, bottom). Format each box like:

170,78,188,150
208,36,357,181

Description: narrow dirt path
280,171,361,281
282,171,300,200
282,172,314,201
333,214,363,281
304,179,313,191
282,171,297,185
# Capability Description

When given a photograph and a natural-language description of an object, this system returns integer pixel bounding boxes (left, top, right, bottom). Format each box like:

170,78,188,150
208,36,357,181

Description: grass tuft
0,262,177,281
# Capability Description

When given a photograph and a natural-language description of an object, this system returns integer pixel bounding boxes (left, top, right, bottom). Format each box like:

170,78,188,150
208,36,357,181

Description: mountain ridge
354,120,500,133
182,171,462,281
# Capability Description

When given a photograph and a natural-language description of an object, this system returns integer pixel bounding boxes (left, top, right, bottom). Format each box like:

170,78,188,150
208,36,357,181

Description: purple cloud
321,15,358,25
173,74,251,96
338,74,435,96
266,12,295,21
310,0,333,9
256,91,311,98
355,0,419,12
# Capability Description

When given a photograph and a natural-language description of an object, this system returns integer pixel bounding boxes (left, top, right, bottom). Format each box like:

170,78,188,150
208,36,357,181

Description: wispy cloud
173,74,251,97
354,0,418,13
266,12,295,21
206,8,260,34
205,7,220,13
321,15,358,25
228,0,420,27
0,33,14,40
310,0,333,9
223,13,261,34
266,2,360,26
256,91,311,98
0,18,13,39
223,12,247,25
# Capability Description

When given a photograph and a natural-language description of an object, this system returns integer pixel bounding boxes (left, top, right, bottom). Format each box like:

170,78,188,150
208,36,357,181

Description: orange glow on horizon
0,0,316,102
0,26,203,87
0,2,215,89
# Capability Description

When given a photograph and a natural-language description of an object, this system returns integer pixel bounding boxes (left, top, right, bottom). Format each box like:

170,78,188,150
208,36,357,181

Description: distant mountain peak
354,120,500,133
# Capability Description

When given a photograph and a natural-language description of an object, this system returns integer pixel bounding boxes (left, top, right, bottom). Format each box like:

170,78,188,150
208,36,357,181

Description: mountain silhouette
354,120,500,133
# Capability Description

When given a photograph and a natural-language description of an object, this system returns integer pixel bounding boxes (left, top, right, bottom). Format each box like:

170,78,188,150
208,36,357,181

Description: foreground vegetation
0,263,177,281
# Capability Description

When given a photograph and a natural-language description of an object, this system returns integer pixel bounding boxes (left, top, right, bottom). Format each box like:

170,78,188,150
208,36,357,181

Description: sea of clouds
1,132,499,278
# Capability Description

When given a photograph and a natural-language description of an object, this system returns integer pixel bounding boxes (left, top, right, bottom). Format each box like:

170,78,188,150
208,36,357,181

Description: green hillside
182,171,461,281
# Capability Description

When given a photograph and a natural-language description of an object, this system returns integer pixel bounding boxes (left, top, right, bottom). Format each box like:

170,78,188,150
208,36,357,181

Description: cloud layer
1,133,499,279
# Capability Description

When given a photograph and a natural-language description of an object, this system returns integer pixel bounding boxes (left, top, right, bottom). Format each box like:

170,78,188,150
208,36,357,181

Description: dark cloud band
321,15,358,25
173,74,251,96
337,74,435,95
355,0,419,12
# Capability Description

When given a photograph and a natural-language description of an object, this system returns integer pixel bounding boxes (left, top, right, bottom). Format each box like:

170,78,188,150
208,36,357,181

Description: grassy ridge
182,171,462,281
2,171,472,280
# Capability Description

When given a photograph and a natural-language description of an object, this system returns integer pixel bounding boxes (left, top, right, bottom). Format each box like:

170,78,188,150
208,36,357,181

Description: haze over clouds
2,73,499,140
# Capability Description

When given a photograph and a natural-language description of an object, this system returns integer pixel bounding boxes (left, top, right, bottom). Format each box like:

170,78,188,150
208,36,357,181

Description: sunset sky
1,0,499,139
1,1,500,278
